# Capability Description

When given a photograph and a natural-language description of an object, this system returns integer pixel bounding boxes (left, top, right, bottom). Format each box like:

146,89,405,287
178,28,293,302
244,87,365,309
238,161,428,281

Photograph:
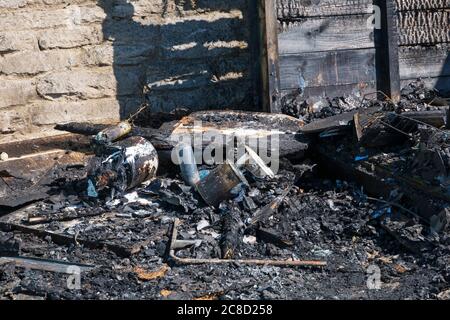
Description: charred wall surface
0,0,258,143
397,0,450,96
276,0,450,99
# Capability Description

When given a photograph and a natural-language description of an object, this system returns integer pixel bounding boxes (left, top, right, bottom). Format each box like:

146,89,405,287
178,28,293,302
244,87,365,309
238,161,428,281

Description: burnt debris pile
0,80,450,300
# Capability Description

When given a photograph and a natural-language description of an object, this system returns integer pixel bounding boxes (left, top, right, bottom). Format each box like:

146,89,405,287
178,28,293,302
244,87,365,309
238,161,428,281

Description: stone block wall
0,0,257,142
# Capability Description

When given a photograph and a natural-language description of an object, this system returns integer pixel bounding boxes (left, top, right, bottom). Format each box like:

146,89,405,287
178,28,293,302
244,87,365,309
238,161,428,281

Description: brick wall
0,0,257,142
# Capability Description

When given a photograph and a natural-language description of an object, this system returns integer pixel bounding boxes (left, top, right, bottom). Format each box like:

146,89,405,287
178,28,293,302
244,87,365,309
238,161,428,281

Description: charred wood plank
280,49,377,91
0,134,90,158
376,0,401,102
0,188,50,210
0,235,20,257
276,0,372,19
259,0,281,112
220,204,244,259
395,0,450,11
55,122,174,150
398,9,449,45
399,44,450,80
279,14,376,54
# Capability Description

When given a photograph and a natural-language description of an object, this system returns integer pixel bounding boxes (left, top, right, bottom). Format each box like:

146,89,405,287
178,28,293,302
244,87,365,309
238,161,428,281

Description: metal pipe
176,143,200,187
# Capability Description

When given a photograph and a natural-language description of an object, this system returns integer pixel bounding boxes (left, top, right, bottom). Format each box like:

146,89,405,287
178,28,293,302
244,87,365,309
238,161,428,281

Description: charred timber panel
395,0,450,11
276,0,449,99
276,0,372,19
398,10,450,45
376,0,401,102
280,82,376,99
279,49,376,90
399,44,450,79
278,14,376,53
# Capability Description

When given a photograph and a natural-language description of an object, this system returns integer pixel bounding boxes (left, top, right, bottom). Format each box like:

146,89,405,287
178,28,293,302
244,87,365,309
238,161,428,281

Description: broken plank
0,187,50,211
300,111,357,134
220,204,243,259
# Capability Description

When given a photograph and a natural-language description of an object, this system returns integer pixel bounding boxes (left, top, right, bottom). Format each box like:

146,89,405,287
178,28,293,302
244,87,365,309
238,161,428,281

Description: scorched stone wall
0,0,257,142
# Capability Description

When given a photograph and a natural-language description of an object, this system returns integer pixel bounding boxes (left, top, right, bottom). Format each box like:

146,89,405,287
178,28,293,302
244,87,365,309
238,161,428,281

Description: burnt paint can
115,136,159,190
88,136,158,196
196,161,248,207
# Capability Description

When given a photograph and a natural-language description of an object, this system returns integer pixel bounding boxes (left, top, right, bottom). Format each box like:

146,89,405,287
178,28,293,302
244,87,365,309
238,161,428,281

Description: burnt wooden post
257,0,281,113
377,0,401,103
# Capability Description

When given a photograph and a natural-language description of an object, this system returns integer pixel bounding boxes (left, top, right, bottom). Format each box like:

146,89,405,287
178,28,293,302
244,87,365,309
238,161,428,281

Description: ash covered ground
1,81,449,300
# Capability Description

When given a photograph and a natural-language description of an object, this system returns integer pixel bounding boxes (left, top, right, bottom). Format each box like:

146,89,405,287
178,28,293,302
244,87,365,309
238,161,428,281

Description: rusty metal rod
169,218,326,268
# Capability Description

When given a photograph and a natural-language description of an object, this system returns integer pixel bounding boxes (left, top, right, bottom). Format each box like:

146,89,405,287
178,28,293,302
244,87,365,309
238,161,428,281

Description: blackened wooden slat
259,0,282,113
399,44,450,79
376,0,401,102
276,0,372,19
398,9,450,45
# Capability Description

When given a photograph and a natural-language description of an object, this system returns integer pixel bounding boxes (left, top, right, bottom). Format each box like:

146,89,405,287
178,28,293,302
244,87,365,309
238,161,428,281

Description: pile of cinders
0,80,449,300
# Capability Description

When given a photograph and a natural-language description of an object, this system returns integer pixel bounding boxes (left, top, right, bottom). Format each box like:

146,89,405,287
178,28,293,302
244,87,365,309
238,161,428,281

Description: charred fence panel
276,0,450,99
277,0,378,99
397,0,450,96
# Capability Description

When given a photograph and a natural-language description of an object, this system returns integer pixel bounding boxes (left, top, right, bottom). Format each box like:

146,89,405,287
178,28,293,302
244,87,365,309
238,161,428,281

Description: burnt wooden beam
258,0,281,113
0,134,90,158
376,0,401,103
